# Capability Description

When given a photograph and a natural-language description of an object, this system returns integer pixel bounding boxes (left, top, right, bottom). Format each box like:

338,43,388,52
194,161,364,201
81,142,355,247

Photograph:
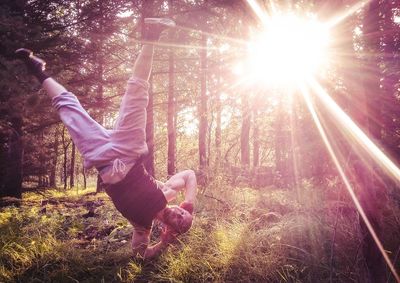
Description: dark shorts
105,161,167,229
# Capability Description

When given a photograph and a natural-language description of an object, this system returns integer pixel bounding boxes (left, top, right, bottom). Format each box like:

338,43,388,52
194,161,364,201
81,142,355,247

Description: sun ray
245,0,271,25
136,39,221,51
326,0,372,29
268,0,278,15
300,84,400,283
174,25,248,46
308,78,400,183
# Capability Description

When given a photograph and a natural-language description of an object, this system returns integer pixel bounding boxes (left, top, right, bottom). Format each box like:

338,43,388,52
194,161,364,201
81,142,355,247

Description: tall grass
0,182,399,282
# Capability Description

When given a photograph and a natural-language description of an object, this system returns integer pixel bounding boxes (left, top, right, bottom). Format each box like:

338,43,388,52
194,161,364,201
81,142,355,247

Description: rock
39,206,47,214
82,209,96,218
0,197,22,207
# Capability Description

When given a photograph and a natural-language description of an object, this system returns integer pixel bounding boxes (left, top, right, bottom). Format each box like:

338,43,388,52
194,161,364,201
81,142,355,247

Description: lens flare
302,80,400,282
308,78,400,183
246,15,330,86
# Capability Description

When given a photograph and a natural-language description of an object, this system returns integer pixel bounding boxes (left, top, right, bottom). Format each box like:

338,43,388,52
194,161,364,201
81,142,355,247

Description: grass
0,182,399,282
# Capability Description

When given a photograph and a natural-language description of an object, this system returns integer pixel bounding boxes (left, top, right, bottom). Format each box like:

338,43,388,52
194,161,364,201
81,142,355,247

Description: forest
0,0,399,282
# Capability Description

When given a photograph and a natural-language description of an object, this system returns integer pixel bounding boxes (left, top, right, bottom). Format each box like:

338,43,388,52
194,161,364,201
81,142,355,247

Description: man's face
164,205,193,233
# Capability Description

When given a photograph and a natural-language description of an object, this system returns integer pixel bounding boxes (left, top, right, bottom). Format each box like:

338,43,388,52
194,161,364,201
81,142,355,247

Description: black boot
15,48,49,84
143,18,176,41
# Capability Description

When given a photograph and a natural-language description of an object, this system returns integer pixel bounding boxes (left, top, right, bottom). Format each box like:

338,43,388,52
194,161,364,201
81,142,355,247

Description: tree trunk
355,2,388,282
380,0,400,159
38,130,46,188
215,87,222,171
167,27,176,176
363,1,382,143
207,108,213,168
69,142,75,189
61,127,69,191
3,116,23,199
240,94,251,166
82,166,87,190
253,107,260,167
274,98,284,174
143,0,155,177
215,58,222,170
0,138,7,197
198,32,208,171
49,126,59,188
289,97,300,184
95,17,107,193
145,76,155,177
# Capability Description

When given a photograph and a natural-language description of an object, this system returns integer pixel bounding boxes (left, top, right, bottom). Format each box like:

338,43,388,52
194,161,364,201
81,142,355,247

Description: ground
0,179,398,282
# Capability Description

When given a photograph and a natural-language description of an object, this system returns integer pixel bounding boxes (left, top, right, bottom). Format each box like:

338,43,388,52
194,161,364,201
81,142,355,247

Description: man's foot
143,18,176,41
15,48,49,84
15,48,46,72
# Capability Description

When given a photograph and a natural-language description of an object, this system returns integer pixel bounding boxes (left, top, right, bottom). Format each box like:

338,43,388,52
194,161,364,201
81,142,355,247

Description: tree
167,0,177,176
252,105,260,167
214,59,222,171
240,93,251,166
2,116,23,199
143,0,156,176
49,126,60,188
61,126,71,190
354,1,399,281
70,143,76,188
199,32,208,172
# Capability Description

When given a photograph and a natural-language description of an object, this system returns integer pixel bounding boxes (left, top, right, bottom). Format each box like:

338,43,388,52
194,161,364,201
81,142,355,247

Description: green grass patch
0,182,399,282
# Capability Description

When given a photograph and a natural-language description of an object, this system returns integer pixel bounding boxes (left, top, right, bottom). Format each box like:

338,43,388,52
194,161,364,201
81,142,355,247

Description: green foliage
0,189,131,282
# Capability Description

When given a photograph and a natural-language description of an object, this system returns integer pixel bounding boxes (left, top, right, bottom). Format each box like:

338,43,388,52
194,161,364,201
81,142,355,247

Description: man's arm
131,227,151,258
131,226,171,260
144,240,169,259
162,170,197,203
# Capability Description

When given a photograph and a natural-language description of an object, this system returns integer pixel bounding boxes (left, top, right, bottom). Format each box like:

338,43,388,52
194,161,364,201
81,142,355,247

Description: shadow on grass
13,240,166,282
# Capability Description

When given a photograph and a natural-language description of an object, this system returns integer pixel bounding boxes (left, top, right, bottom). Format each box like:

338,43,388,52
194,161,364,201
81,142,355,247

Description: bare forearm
163,170,198,203
184,171,197,203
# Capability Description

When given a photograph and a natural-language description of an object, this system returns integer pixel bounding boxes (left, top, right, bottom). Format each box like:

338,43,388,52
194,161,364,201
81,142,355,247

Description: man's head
162,205,193,234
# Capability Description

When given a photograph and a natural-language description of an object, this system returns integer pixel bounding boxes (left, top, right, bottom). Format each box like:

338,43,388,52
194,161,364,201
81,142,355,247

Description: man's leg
42,78,68,98
132,18,176,80
15,49,112,168
132,44,155,82
110,44,154,159
111,18,175,159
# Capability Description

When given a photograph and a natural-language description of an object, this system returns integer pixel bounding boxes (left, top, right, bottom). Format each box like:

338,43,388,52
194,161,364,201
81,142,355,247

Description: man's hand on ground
160,227,178,244
143,241,167,260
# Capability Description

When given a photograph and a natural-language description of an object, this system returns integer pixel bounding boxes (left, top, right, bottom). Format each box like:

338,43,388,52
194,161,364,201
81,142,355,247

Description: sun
239,14,331,88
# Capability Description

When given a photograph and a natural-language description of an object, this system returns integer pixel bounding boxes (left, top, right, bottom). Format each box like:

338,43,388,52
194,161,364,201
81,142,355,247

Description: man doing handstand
15,18,197,260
